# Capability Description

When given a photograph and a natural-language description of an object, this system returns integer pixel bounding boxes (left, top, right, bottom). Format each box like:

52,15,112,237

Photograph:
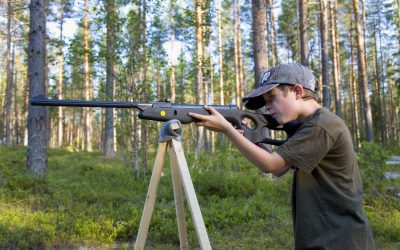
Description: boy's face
262,86,298,124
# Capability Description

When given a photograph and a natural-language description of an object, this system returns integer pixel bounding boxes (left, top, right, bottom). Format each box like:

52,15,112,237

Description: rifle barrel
31,96,239,110
31,96,143,109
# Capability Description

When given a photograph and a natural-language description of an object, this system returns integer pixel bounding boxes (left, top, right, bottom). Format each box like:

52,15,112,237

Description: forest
0,0,399,248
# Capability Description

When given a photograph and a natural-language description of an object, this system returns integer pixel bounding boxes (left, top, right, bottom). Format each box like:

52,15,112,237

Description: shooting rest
134,120,212,250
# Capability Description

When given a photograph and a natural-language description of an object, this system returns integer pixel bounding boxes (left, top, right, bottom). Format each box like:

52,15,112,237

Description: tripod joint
159,119,183,142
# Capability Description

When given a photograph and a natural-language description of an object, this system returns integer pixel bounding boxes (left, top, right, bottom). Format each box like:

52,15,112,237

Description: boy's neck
297,100,321,123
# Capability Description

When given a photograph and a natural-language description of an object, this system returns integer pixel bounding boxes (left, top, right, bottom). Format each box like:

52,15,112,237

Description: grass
0,143,399,249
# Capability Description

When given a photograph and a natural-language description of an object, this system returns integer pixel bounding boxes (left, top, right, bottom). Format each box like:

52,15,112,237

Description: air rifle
31,95,301,146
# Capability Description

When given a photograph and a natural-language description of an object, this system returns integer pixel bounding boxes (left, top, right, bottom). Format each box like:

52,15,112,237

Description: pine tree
104,0,116,158
27,0,48,176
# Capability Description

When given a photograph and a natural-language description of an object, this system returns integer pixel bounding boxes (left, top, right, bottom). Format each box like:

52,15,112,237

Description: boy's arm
189,105,288,174
271,165,291,177
257,143,291,177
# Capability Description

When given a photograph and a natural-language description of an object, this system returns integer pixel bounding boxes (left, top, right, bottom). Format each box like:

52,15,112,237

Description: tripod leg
170,148,189,250
170,139,212,250
134,142,168,250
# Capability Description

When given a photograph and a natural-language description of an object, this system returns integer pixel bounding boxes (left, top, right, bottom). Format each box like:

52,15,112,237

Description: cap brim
242,84,279,110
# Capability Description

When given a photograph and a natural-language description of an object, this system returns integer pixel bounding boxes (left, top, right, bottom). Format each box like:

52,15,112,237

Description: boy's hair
271,84,319,102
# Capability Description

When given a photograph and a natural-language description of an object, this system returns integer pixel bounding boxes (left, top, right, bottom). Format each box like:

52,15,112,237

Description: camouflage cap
242,63,318,110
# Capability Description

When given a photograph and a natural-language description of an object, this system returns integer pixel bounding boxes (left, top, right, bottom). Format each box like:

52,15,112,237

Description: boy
189,63,374,249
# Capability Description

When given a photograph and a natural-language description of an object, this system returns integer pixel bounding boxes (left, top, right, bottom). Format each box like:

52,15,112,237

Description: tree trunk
5,0,14,146
320,0,330,109
371,23,383,143
141,123,148,176
233,5,240,107
329,0,342,117
133,109,139,178
141,0,148,174
217,0,224,105
204,48,210,152
156,32,162,99
71,86,77,149
104,0,115,158
353,0,374,141
349,30,360,147
0,70,3,142
395,0,400,49
209,44,215,152
13,44,19,145
170,0,176,102
251,0,271,160
268,0,278,65
360,0,368,70
57,0,64,148
83,0,92,151
194,0,205,167
386,59,398,143
251,0,269,84
237,0,244,108
298,0,309,66
376,5,387,143
24,75,29,146
209,44,214,105
27,0,48,176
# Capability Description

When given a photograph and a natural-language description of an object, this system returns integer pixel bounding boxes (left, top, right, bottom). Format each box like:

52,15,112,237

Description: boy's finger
189,112,206,121
204,105,217,115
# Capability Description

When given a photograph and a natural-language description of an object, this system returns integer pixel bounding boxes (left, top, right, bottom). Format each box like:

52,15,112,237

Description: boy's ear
293,84,305,99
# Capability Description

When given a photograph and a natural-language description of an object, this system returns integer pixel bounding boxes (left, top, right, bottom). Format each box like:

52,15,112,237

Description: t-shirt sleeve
275,124,335,173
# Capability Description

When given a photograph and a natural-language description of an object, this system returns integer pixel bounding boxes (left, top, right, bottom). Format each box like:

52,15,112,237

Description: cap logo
260,71,271,86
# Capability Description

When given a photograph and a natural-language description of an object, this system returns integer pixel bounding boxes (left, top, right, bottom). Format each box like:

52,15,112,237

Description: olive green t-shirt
276,108,374,250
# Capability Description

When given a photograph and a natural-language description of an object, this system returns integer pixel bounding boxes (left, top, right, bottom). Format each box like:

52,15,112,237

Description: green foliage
356,143,400,248
278,0,299,61
364,195,400,249
0,145,399,248
358,142,389,193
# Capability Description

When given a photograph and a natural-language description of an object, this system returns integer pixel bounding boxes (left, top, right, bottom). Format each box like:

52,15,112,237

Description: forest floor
0,144,399,249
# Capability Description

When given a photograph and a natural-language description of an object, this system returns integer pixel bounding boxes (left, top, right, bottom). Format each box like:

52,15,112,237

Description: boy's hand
188,105,233,133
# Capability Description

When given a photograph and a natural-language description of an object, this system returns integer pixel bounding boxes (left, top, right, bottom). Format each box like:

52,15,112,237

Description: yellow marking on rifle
160,111,166,117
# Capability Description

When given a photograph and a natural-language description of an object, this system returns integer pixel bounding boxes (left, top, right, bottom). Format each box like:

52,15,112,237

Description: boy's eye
264,94,275,105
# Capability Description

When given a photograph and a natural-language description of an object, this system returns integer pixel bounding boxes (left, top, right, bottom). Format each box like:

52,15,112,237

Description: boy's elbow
259,152,287,174
271,165,291,177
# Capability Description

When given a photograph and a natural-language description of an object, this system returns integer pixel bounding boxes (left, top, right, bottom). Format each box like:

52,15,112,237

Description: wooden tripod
134,121,211,250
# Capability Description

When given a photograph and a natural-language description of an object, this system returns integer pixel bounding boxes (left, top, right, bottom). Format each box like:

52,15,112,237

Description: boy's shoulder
310,107,345,125
308,107,348,136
